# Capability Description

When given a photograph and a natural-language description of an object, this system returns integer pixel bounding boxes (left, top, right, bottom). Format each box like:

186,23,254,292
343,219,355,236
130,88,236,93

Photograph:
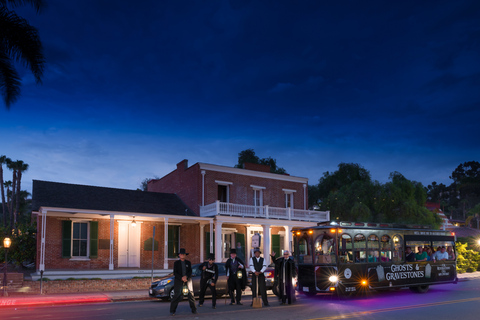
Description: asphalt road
3,279,480,320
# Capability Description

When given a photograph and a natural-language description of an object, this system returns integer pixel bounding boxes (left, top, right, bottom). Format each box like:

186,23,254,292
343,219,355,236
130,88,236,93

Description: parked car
149,263,228,301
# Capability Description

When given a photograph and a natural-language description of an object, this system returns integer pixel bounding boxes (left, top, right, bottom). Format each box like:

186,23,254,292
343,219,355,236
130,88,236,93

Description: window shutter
90,221,98,258
271,234,280,256
62,220,72,258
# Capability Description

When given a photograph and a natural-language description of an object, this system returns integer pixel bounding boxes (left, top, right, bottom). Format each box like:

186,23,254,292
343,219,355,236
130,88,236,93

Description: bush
456,242,480,273
0,223,36,267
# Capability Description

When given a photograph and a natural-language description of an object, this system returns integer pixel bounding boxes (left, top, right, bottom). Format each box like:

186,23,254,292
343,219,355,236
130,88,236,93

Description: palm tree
13,160,28,229
0,155,10,229
0,0,45,109
4,180,12,230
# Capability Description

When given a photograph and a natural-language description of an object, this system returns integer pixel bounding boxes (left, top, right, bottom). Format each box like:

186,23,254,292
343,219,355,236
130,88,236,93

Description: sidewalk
1,272,479,309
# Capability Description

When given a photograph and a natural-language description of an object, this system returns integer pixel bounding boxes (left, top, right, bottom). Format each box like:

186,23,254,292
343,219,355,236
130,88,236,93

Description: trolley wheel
409,285,429,293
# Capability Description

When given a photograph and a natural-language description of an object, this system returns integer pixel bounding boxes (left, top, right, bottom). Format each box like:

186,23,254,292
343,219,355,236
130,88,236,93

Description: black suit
199,261,219,307
225,257,246,303
170,259,196,314
273,256,297,304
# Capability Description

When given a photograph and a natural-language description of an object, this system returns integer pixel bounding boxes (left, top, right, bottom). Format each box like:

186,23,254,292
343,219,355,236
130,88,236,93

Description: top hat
178,248,189,255
230,249,237,254
208,254,215,260
254,248,262,254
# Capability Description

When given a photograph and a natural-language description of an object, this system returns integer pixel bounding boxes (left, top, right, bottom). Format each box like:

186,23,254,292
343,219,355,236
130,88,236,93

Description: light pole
3,237,11,297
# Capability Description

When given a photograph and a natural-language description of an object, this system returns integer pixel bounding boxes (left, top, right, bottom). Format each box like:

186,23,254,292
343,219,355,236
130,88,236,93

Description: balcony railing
200,201,330,223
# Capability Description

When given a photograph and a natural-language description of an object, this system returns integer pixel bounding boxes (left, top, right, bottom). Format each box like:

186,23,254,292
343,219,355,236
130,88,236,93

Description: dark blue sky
2,0,480,194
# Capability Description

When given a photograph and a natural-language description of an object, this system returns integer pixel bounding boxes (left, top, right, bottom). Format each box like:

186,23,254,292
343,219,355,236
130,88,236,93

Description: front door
118,221,141,267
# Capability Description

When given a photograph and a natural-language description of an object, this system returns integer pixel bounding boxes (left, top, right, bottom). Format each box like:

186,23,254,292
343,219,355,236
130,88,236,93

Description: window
168,225,180,258
298,236,312,264
62,220,98,259
253,189,263,206
354,234,367,263
380,235,392,262
338,233,353,264
72,222,88,257
392,235,403,262
285,193,293,208
314,235,335,264
218,185,228,202
367,234,379,262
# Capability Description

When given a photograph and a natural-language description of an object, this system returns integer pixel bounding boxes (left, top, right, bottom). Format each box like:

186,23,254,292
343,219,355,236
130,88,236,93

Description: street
2,279,480,320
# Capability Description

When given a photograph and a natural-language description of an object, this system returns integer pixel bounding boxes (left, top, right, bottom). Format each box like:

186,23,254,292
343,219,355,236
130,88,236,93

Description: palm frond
0,0,46,13
0,7,45,83
0,51,21,108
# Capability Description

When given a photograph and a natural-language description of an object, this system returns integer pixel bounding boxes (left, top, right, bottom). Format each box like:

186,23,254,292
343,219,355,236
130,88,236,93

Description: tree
234,149,287,174
138,176,159,191
449,161,480,214
0,0,45,108
0,155,9,229
312,164,440,227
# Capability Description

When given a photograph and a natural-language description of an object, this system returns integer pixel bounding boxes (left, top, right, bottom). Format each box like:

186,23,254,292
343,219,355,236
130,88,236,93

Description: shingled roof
32,180,196,216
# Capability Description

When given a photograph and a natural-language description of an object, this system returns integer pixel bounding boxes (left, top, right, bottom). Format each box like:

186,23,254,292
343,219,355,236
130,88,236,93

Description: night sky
2,0,480,194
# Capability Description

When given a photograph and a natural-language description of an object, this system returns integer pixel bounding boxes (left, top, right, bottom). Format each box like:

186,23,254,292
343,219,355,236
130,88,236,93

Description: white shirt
432,250,449,260
249,256,267,273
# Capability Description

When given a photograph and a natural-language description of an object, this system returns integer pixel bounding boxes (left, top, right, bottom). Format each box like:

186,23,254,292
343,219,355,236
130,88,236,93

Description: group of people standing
169,247,297,316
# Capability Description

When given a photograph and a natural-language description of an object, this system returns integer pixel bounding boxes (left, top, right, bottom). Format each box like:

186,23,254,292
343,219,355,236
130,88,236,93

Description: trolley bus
292,221,457,296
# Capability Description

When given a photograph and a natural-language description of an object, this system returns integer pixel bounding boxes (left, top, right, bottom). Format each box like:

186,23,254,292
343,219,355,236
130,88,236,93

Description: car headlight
329,275,338,283
160,279,173,286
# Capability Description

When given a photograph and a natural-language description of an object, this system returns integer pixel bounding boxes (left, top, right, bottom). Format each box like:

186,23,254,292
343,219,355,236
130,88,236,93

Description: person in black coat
271,250,297,305
198,254,219,309
225,248,246,305
169,248,197,316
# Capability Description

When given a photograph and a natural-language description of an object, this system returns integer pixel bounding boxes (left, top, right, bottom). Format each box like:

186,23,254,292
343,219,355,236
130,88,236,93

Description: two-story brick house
148,160,329,264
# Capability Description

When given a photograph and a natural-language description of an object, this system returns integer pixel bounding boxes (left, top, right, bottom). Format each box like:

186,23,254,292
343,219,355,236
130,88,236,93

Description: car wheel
169,288,175,301
272,283,280,297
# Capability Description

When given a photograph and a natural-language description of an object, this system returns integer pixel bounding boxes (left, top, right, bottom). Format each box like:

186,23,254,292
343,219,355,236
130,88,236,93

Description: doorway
118,221,141,267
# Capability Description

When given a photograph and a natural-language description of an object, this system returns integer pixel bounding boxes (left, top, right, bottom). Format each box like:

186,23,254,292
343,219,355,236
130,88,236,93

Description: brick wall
19,278,152,294
148,160,201,216
148,159,308,215
38,217,201,270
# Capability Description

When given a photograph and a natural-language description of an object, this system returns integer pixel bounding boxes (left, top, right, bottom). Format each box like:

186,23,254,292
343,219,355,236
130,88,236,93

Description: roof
32,180,196,216
447,227,480,238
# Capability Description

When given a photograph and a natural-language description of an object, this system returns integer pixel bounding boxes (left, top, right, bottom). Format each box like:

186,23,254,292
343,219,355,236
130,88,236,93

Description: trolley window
314,234,336,264
392,235,403,262
338,233,353,264
367,234,380,262
298,236,312,264
354,234,367,263
380,235,392,262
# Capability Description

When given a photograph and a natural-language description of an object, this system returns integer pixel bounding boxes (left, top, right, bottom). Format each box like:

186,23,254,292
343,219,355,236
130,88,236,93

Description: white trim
250,185,266,190
282,189,297,193
215,180,233,185
199,162,309,183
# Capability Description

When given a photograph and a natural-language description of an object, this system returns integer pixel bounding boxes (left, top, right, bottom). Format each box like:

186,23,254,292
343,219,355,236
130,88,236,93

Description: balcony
200,201,330,223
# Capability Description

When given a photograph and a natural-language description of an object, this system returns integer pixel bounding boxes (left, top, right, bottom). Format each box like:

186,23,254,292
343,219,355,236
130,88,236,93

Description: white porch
200,200,330,223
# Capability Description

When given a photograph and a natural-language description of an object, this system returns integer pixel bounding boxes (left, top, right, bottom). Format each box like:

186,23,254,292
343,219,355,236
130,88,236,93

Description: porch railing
200,201,329,222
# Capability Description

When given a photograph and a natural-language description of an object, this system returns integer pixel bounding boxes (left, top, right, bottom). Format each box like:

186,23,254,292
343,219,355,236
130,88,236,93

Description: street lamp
3,237,11,297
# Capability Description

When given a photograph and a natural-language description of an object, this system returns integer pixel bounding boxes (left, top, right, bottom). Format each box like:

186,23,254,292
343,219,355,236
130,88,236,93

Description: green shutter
271,234,281,256
90,221,98,258
62,220,72,258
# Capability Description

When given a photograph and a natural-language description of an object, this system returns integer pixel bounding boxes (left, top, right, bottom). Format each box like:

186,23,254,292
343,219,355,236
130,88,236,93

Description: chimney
177,159,188,171
243,162,271,173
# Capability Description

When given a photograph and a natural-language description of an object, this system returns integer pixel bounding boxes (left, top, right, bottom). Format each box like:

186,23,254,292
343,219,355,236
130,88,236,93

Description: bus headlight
329,275,338,283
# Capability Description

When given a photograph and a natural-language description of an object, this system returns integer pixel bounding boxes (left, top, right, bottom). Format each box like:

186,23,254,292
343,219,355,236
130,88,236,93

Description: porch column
284,225,292,254
164,217,169,269
209,220,214,254
200,223,205,262
39,209,47,272
214,220,223,263
201,170,206,207
109,214,115,270
262,224,271,265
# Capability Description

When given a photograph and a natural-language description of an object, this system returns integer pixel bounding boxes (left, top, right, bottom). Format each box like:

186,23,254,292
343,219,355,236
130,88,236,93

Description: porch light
131,216,136,227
